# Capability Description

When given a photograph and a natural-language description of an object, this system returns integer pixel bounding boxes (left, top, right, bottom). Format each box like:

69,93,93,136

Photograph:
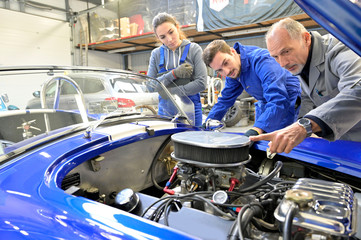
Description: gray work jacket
300,31,361,141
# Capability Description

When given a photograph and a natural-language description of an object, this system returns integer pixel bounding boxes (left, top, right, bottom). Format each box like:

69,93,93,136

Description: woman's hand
172,63,193,79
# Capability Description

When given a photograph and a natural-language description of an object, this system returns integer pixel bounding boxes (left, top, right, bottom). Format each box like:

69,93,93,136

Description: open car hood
295,0,361,57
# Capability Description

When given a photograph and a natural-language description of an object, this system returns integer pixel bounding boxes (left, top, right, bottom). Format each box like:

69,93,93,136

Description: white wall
72,48,124,68
0,8,71,66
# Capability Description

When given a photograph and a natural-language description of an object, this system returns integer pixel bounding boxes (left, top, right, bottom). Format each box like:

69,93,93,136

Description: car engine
64,131,359,240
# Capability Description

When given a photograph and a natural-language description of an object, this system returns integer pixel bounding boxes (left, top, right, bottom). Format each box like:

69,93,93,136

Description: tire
223,101,242,127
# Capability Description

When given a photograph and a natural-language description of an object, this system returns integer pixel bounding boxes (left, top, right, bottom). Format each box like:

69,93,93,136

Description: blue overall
158,43,202,126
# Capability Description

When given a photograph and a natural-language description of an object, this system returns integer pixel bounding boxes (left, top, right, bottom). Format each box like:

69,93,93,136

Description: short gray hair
266,17,308,42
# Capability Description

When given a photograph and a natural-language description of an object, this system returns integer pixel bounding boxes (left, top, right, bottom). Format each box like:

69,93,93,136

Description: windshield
0,66,195,158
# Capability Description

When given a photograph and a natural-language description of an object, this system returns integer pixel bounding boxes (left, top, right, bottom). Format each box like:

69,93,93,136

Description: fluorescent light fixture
221,27,270,37
108,47,137,54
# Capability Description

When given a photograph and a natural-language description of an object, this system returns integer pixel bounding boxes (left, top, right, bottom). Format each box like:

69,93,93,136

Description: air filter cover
171,131,251,166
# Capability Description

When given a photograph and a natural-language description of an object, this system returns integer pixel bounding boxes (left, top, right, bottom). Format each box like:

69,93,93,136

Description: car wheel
223,101,242,127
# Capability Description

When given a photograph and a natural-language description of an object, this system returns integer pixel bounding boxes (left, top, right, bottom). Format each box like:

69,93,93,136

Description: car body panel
295,0,361,57
253,137,361,178
0,122,199,239
0,115,360,239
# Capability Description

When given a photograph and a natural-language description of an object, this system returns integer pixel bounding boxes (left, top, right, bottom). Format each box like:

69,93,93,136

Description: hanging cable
283,202,299,240
238,161,283,193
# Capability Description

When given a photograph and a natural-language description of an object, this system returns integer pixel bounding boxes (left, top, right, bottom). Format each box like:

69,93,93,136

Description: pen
315,89,323,96
351,79,361,89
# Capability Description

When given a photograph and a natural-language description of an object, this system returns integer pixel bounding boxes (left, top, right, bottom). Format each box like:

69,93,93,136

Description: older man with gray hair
250,17,361,154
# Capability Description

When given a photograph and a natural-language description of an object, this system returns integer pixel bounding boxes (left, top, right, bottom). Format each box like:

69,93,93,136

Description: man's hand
249,122,308,154
172,63,193,79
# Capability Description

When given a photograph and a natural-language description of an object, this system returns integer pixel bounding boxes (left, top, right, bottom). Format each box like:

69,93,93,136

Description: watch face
298,118,312,137
299,118,310,125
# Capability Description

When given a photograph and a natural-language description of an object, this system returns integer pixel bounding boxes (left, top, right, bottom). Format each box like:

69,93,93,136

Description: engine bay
63,131,360,240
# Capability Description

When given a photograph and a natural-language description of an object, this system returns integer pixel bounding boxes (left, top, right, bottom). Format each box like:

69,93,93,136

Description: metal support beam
25,1,67,12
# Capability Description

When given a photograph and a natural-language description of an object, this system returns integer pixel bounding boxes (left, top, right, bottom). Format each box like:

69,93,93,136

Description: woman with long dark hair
147,12,207,126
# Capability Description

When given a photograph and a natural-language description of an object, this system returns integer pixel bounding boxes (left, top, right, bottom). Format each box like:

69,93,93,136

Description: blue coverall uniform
206,42,301,133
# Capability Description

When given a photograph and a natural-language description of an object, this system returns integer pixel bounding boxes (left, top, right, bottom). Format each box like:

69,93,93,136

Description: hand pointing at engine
249,119,318,154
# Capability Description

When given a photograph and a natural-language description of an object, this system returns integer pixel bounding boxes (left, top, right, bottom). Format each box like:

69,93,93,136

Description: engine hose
227,220,240,240
252,217,279,231
207,76,215,107
241,208,255,238
207,77,224,107
238,202,263,239
283,202,299,240
151,136,172,190
241,204,263,232
227,201,262,240
237,204,250,240
238,161,283,193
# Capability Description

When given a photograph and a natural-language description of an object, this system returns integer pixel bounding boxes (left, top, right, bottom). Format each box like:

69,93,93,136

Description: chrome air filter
171,131,251,167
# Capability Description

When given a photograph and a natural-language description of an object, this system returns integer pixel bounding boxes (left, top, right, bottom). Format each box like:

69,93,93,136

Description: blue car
0,1,361,239
0,95,6,111
0,93,18,111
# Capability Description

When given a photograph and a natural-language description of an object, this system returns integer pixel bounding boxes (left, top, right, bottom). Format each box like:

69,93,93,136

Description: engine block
275,178,357,238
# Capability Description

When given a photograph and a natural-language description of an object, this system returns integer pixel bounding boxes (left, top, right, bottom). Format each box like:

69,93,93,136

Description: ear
230,47,237,55
304,32,311,46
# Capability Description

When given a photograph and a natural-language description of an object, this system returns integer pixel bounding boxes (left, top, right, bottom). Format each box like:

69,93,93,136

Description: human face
155,22,182,51
266,28,311,75
209,48,241,79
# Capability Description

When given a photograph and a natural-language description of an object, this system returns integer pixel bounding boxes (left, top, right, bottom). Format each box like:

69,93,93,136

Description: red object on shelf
129,14,144,35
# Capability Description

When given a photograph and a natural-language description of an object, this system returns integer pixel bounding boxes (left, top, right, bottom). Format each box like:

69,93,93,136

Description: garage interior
1,1,361,240
0,0,323,71
0,0,325,128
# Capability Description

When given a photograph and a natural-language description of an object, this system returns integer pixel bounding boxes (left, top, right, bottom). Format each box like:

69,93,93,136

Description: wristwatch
297,118,312,137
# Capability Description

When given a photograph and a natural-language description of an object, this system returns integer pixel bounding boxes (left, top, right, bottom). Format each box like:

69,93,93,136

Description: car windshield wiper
84,110,141,138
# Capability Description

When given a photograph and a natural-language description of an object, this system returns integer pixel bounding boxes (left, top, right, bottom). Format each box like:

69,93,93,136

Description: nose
278,56,288,68
224,66,233,77
166,34,173,42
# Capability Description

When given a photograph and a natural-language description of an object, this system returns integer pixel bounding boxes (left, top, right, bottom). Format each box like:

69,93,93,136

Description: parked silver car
26,72,159,116
0,66,196,143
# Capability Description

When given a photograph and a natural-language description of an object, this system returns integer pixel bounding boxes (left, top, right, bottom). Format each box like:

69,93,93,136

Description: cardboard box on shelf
115,17,130,38
130,23,138,36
